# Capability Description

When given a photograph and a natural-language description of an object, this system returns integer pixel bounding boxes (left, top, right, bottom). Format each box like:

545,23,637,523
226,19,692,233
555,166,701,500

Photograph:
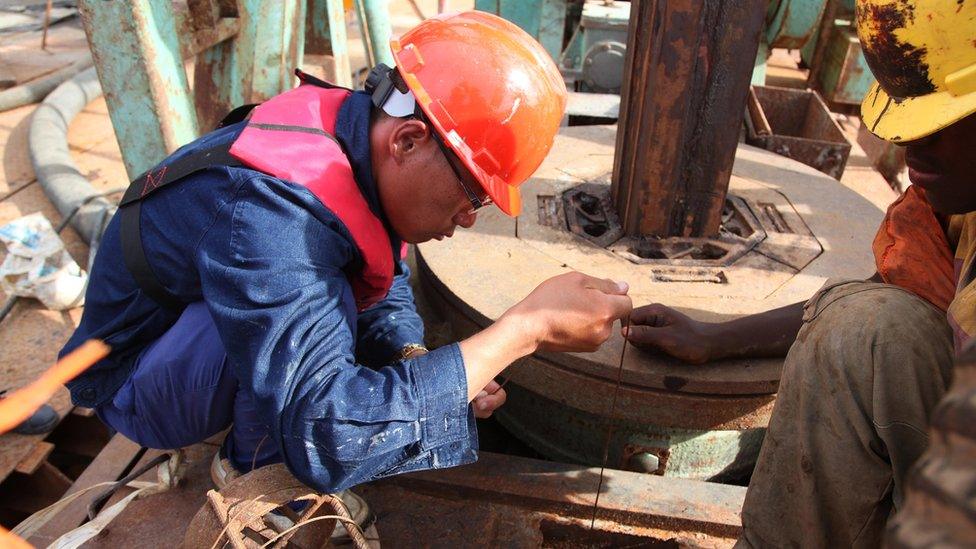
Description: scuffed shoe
331,489,376,544
209,441,376,546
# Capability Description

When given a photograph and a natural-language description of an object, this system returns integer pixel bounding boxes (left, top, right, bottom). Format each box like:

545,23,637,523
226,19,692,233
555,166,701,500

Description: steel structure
77,0,385,179
610,0,766,239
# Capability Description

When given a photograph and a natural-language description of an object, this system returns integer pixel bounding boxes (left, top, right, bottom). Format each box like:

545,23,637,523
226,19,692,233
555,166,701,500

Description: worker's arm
354,258,425,369
624,301,805,363
626,273,884,363
196,175,630,492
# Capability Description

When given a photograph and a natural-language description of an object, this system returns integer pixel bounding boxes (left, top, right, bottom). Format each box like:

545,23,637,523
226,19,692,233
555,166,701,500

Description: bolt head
628,452,661,473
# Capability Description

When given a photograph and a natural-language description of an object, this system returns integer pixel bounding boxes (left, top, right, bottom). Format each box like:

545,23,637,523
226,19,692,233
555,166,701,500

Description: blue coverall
59,91,478,492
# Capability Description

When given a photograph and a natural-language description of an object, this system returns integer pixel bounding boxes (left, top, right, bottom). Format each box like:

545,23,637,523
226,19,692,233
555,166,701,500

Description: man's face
374,118,485,244
904,112,976,214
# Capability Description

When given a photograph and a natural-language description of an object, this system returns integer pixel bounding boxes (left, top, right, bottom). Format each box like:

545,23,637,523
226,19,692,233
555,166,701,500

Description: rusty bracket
608,195,766,267
562,182,624,248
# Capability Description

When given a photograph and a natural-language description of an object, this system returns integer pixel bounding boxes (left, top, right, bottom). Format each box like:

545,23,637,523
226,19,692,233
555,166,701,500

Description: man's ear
389,118,432,164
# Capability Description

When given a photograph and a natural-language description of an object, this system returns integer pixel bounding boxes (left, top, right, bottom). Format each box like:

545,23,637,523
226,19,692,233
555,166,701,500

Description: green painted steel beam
78,0,199,178
194,0,305,131
354,0,394,68
306,0,352,87
249,0,305,99
765,0,828,50
537,0,567,60
753,37,769,85
476,0,568,61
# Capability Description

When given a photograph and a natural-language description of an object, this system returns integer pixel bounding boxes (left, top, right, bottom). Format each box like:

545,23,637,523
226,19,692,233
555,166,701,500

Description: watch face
397,344,428,361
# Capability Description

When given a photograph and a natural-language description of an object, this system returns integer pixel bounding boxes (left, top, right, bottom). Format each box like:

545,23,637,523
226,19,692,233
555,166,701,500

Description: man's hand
503,272,633,353
623,304,717,364
459,271,632,401
472,379,506,418
624,301,807,364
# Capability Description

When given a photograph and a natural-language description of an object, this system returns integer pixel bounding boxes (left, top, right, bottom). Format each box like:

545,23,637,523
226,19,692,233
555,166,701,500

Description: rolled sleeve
373,344,478,479
414,343,473,449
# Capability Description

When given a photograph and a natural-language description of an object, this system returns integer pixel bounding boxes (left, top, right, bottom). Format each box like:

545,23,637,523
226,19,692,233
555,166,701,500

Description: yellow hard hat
856,0,976,143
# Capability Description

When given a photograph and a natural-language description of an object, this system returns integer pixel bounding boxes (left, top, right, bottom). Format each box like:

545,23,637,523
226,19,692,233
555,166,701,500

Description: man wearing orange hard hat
58,9,632,533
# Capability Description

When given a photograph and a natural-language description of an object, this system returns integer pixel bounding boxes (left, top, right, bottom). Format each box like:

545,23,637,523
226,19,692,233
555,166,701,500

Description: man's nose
454,209,478,228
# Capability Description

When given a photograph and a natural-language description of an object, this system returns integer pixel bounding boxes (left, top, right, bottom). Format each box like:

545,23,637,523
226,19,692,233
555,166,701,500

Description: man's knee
99,301,236,449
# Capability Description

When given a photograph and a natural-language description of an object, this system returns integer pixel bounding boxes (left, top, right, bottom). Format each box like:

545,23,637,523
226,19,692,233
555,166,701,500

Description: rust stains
871,96,895,132
859,2,936,98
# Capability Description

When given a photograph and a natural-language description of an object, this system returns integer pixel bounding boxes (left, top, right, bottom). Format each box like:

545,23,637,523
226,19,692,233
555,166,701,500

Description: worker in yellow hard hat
623,0,976,546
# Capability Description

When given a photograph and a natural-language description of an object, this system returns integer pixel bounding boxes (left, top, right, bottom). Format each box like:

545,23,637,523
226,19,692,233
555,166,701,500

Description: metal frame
475,0,569,61
78,0,358,179
306,0,353,88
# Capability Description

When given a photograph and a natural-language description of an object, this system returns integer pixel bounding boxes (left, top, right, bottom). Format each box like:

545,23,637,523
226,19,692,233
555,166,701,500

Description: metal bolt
628,452,661,474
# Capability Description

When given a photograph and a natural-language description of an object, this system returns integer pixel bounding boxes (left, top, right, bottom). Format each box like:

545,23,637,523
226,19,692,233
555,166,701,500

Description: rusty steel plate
416,125,886,478
417,125,884,397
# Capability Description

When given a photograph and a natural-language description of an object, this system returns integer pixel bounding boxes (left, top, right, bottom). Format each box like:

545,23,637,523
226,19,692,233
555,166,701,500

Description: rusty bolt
627,452,661,474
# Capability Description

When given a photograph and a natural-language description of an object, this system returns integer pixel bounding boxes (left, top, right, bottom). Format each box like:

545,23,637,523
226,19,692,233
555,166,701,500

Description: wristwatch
395,343,428,361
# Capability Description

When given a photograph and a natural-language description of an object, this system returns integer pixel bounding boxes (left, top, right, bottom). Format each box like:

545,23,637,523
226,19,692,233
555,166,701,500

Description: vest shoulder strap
216,103,258,130
119,142,242,311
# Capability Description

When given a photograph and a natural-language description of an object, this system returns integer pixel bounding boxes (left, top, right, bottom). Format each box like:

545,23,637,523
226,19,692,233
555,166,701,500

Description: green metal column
306,0,353,88
194,0,305,131
476,0,568,61
78,0,199,178
353,0,394,68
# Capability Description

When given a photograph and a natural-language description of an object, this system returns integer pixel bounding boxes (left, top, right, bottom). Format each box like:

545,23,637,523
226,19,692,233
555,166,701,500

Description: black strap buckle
119,143,242,312
365,64,410,113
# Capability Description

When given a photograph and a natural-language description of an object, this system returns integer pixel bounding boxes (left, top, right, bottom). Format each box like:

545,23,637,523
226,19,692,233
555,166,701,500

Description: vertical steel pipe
306,0,353,87
611,0,767,238
77,0,198,178
354,0,394,68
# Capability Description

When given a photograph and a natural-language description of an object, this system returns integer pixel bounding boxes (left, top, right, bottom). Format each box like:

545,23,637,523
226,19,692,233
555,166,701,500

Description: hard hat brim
861,81,976,144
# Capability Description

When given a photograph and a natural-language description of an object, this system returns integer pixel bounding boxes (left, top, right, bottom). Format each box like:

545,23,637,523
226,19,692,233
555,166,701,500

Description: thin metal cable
590,318,629,529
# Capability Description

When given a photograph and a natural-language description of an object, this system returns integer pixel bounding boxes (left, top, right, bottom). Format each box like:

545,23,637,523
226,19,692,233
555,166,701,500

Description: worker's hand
472,379,506,418
459,272,630,402
623,304,717,364
504,271,632,353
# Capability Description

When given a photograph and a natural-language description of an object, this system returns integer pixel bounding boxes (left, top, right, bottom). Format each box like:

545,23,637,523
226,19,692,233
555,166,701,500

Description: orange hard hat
391,11,568,216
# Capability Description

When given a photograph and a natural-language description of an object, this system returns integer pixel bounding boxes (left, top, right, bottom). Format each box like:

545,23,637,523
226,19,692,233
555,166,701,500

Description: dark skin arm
623,301,804,364
625,273,882,364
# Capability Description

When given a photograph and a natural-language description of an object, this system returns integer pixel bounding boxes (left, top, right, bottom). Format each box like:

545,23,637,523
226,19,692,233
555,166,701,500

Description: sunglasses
415,108,492,213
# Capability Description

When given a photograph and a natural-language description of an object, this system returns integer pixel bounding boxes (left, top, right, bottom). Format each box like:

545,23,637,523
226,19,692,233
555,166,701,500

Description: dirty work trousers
736,280,954,548
95,302,279,472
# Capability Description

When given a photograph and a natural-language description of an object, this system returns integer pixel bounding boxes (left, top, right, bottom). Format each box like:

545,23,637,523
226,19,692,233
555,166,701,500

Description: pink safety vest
229,85,394,311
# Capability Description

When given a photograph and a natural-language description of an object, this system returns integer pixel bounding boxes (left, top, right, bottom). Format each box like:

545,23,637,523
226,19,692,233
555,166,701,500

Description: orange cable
0,340,109,434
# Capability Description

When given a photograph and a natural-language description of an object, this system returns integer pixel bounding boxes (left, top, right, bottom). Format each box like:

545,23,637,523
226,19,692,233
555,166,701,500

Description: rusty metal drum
416,125,887,481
